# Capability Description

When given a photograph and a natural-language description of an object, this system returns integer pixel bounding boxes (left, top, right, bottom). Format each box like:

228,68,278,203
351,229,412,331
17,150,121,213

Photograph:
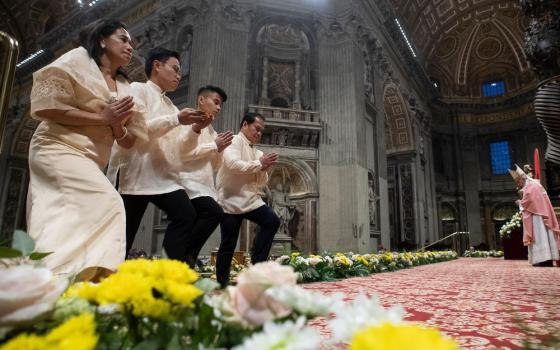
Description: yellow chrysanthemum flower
0,334,43,350
94,273,153,305
0,314,97,350
163,281,203,306
68,259,202,320
350,323,459,350
356,256,369,266
130,297,172,319
64,282,97,299
45,313,98,350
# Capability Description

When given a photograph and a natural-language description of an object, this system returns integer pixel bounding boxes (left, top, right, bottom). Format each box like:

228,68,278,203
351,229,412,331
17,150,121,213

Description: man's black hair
239,112,265,128
197,85,228,102
145,47,180,77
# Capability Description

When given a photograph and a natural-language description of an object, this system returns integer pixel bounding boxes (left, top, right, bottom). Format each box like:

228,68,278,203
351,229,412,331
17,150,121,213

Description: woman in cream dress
27,19,147,279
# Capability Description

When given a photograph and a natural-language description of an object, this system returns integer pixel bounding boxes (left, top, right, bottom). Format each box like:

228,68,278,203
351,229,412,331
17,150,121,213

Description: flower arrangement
499,211,522,239
276,251,458,283
1,314,97,350
0,232,460,349
463,250,504,258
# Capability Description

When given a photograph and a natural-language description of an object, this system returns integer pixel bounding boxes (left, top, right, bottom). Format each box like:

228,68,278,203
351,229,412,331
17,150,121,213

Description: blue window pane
482,80,505,97
490,141,511,175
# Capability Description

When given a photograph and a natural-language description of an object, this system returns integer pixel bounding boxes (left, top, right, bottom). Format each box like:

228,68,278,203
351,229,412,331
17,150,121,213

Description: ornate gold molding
457,102,534,124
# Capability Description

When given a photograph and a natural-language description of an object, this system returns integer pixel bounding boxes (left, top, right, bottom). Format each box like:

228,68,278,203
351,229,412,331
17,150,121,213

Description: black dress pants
122,189,196,262
216,205,280,286
183,196,224,268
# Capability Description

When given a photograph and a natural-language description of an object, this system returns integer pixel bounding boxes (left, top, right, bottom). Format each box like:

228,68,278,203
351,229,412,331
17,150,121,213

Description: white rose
0,265,68,325
308,257,322,266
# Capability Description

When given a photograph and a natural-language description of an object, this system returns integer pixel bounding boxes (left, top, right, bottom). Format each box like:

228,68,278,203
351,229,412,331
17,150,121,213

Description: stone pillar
187,8,251,132
374,79,390,250
293,61,302,109
317,30,370,253
185,5,251,254
411,119,426,246
259,57,269,105
424,129,439,243
459,130,484,244
483,205,495,249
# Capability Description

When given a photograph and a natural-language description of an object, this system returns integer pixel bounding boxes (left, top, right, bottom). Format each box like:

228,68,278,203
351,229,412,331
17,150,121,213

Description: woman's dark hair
240,112,265,128
79,19,129,79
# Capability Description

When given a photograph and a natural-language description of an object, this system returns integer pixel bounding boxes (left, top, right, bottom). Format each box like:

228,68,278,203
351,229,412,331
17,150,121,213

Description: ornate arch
383,83,414,154
262,156,318,253
492,202,518,221
247,15,318,110
266,156,318,197
440,202,458,222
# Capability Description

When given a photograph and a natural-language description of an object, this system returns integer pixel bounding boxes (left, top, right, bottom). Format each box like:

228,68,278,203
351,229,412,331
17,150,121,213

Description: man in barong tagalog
215,112,280,287
510,165,560,267
107,47,207,262
174,85,233,269
27,19,148,280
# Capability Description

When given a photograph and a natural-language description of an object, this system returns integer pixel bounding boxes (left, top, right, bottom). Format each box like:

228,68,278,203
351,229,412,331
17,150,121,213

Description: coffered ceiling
1,0,537,101
390,0,536,99
0,0,78,57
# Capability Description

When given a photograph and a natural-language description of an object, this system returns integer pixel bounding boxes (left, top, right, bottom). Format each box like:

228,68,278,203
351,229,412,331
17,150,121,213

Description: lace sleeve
30,67,77,120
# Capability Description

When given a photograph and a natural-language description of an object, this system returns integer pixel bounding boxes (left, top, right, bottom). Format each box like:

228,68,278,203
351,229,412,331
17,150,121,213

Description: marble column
317,34,370,253
259,57,269,106
187,15,250,132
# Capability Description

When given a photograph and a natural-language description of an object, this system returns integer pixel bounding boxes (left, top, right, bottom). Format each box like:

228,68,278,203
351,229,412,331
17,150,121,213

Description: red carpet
303,258,560,349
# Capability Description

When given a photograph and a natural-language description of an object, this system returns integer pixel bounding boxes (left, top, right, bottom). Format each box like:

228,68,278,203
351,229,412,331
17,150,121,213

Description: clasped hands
101,96,135,139
178,108,233,152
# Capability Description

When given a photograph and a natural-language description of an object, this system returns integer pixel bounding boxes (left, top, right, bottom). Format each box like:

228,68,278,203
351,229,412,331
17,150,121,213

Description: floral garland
0,232,461,350
276,251,458,283
463,250,504,258
0,258,459,350
499,211,522,239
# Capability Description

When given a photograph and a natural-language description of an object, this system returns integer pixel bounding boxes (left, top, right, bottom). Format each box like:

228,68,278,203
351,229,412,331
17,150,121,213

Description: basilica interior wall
1,0,450,255
432,103,547,249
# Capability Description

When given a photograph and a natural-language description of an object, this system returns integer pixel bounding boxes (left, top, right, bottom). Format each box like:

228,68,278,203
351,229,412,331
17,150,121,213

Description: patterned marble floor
303,258,560,349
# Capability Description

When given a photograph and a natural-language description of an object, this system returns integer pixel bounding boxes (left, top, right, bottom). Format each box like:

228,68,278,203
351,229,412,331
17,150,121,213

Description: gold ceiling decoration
0,0,78,57
390,0,537,99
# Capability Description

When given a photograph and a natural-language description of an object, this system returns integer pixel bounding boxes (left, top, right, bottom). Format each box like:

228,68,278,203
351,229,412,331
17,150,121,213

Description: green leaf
131,340,160,350
195,278,220,293
29,252,54,260
12,230,35,256
0,246,23,258
165,334,181,350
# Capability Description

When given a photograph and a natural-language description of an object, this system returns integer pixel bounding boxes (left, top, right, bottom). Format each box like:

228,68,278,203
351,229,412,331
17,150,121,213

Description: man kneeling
215,112,280,287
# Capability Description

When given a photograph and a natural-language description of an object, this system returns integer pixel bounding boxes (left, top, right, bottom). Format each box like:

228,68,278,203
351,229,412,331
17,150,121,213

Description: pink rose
226,262,298,327
0,265,68,325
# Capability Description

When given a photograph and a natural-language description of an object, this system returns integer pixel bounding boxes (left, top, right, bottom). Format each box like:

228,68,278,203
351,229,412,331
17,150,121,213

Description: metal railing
419,231,470,255
0,31,19,154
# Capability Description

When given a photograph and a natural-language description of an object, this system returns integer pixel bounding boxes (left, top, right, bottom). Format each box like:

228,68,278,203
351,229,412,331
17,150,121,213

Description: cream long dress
27,47,147,277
